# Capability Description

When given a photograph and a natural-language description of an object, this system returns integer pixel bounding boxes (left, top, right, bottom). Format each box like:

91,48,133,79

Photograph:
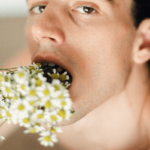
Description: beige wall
0,18,27,66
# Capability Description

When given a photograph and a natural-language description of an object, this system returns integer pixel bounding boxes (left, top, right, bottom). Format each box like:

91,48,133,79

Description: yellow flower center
59,74,66,82
58,95,64,99
13,95,18,100
35,123,40,126
45,101,52,108
36,63,41,67
29,90,36,96
5,87,11,93
6,111,11,117
35,70,40,74
18,72,24,78
0,114,3,118
44,136,51,142
0,75,3,81
30,128,36,133
29,66,35,71
18,104,25,111
32,108,36,113
58,110,66,119
51,115,57,121
61,101,66,106
43,89,50,96
36,79,42,86
21,84,25,90
51,127,56,133
23,118,29,124
0,107,5,110
53,85,60,91
7,96,11,99
38,98,42,102
51,74,59,79
37,114,44,119
29,101,35,106
5,76,9,82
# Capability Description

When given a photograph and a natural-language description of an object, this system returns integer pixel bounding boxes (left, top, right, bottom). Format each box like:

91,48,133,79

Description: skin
25,0,150,149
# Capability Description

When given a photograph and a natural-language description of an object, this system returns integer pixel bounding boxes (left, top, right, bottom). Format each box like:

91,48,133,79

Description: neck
128,63,150,148
113,62,150,149
125,63,150,117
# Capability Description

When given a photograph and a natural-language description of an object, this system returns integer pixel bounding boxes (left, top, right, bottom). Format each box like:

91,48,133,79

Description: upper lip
32,54,73,77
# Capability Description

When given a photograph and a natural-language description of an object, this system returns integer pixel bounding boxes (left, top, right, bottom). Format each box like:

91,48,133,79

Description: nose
31,6,65,46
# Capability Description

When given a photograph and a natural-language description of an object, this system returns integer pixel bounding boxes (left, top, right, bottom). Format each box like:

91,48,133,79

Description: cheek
25,18,38,56
73,26,133,93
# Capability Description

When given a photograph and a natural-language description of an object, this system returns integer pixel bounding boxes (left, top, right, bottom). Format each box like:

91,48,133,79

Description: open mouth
38,62,72,89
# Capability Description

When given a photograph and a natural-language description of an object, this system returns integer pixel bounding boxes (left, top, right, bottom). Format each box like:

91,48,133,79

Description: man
26,0,150,149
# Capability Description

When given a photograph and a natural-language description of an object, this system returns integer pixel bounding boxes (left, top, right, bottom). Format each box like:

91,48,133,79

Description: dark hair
132,0,150,72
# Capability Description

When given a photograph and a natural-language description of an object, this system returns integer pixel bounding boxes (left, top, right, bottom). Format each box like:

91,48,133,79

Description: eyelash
74,5,97,15
29,5,97,15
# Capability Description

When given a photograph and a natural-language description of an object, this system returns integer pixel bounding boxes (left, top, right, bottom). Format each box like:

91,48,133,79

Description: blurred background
0,0,66,149
0,0,28,65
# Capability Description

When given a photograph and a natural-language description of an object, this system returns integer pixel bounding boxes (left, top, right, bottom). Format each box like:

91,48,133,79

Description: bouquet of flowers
0,62,73,147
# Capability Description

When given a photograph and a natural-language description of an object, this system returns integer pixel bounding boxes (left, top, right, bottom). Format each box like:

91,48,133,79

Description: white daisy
0,111,5,121
37,84,54,98
0,99,5,107
12,93,20,101
59,71,70,82
2,108,17,124
35,63,42,68
28,86,38,98
51,79,65,93
24,125,45,134
26,63,43,76
46,111,62,124
0,72,4,82
31,110,46,123
38,131,58,147
64,81,71,89
3,72,12,83
57,109,72,120
49,126,62,133
26,96,38,108
58,98,72,110
10,99,31,118
1,82,14,98
18,115,31,128
47,69,59,80
14,68,28,83
42,97,61,111
35,73,47,87
43,97,53,109
16,81,29,96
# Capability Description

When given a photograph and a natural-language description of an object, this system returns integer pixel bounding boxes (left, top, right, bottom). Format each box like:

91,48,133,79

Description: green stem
0,120,7,127
0,67,17,70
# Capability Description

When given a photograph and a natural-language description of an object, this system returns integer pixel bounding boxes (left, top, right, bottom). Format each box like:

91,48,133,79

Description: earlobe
134,48,150,64
133,20,150,64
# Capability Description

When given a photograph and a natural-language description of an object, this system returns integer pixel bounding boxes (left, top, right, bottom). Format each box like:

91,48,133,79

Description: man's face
26,0,136,125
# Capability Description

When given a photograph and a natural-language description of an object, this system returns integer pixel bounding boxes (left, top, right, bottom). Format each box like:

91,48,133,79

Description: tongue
39,63,72,88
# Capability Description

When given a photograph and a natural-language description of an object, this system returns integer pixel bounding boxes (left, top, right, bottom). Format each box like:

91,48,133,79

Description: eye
30,5,46,14
75,6,96,14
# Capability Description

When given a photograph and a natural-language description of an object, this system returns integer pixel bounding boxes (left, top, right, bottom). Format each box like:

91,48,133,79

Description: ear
133,19,150,64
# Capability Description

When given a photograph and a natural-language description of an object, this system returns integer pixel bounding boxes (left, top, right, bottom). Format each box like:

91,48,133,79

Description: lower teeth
39,63,72,88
